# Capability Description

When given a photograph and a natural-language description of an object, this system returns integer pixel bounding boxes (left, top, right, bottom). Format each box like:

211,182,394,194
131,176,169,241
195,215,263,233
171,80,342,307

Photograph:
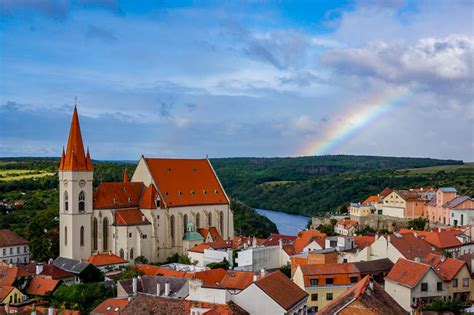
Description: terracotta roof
188,243,212,253
136,265,187,277
0,264,31,286
219,271,255,290
87,253,129,267
60,107,93,171
0,230,29,247
293,230,326,253
362,195,380,205
0,305,79,315
443,196,472,209
198,228,224,242
144,158,229,208
379,187,393,198
353,235,375,250
336,220,358,229
119,276,188,298
385,258,431,288
318,275,406,315
94,182,144,209
91,297,129,315
23,263,73,280
0,286,14,301
25,277,60,296
255,271,308,311
123,169,129,183
424,254,466,281
114,208,150,226
261,233,297,247
122,294,248,315
353,258,394,274
389,233,441,260
398,229,464,249
300,263,359,276
139,184,159,209
193,268,227,287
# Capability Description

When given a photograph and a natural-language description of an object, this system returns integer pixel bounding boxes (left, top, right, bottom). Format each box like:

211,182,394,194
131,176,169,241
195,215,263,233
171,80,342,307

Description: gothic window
103,218,109,251
78,191,85,212
119,248,124,258
196,213,200,228
64,226,67,246
183,214,188,233
170,215,175,246
64,191,69,211
80,226,84,246
92,218,98,251
208,212,212,227
130,248,134,260
219,211,224,235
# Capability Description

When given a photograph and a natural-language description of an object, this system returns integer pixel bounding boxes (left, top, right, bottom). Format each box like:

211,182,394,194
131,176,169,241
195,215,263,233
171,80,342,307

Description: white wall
188,251,204,267
232,283,286,315
0,245,29,264
187,279,230,304
382,206,405,218
237,246,280,272
203,249,232,267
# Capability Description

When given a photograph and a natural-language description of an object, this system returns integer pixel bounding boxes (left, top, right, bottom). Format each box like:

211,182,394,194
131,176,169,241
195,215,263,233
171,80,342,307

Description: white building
0,230,30,264
58,107,234,263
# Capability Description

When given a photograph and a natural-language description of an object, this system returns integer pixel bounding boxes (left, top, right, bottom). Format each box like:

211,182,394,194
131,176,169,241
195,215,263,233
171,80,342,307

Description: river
255,208,310,236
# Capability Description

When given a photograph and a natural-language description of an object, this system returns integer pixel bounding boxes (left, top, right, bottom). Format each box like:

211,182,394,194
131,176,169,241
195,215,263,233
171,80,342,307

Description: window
64,226,67,246
326,293,333,301
78,191,85,212
170,215,175,245
219,211,224,235
196,213,200,228
16,247,19,254
437,282,442,291
64,191,69,211
310,279,318,286
350,276,358,284
183,214,188,233
208,212,212,227
463,278,469,287
130,248,134,260
9,248,12,255
311,294,318,301
119,249,124,258
80,226,84,246
23,246,27,253
452,279,458,288
128,232,132,238
421,283,428,292
325,277,334,285
2,249,5,256
103,218,109,250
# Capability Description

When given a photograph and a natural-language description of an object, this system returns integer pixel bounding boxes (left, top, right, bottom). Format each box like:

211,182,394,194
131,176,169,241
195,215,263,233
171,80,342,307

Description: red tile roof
0,230,29,247
293,230,326,254
60,107,93,171
219,271,255,290
25,277,60,296
385,258,431,288
193,268,227,287
123,169,129,183
0,264,31,286
362,195,380,205
23,263,73,280
87,253,129,267
424,254,466,281
0,286,14,301
379,187,393,198
337,220,358,229
139,184,159,209
136,265,187,277
261,233,297,247
94,182,144,209
389,233,441,260
353,236,375,250
91,297,130,315
255,271,308,311
300,263,360,287
398,229,464,249
198,228,224,242
115,208,150,226
0,305,79,315
188,243,212,253
144,158,229,207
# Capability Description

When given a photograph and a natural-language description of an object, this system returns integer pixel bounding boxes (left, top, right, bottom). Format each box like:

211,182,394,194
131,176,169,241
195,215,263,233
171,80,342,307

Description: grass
260,180,296,187
400,163,474,175
0,169,54,181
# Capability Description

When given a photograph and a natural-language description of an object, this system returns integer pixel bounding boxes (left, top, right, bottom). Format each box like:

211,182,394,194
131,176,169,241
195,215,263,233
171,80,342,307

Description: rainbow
297,87,411,156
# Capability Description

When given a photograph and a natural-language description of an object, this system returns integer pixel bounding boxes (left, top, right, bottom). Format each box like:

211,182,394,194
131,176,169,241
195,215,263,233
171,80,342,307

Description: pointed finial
74,96,78,108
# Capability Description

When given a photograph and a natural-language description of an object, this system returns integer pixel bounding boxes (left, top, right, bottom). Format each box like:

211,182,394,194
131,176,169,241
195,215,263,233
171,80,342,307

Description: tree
279,264,291,278
115,267,145,281
51,283,114,314
25,207,59,261
408,217,428,230
207,258,229,270
134,255,149,264
422,298,464,313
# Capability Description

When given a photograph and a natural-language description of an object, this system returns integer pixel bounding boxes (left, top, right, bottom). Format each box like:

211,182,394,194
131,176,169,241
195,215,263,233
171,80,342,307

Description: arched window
64,226,67,246
219,211,224,235
170,215,175,246
92,218,98,251
130,248,134,260
183,214,188,233
119,248,124,258
103,218,109,251
196,213,200,228
64,191,69,211
80,226,84,246
208,212,212,227
78,191,85,212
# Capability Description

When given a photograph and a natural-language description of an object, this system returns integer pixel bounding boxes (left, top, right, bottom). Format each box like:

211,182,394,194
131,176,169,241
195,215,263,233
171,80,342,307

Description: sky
0,0,473,161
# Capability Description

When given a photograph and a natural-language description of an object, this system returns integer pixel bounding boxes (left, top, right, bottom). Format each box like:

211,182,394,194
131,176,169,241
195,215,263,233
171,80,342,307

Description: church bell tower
59,105,94,260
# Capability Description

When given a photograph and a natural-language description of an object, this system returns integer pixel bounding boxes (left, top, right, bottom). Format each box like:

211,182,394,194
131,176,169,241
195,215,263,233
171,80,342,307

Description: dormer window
203,190,207,195
214,189,218,194
165,192,169,196
178,191,183,196
191,190,195,195
113,198,117,204
168,168,171,172
128,197,132,203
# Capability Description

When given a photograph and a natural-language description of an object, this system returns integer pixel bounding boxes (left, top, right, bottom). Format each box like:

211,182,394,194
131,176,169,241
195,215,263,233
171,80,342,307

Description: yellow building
0,286,24,305
292,263,360,313
348,203,374,217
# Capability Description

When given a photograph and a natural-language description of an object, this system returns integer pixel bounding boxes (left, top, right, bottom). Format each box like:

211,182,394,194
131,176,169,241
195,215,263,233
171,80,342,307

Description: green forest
0,155,472,260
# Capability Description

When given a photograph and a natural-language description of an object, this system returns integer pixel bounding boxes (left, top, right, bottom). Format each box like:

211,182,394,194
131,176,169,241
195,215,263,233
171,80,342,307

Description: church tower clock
59,105,94,260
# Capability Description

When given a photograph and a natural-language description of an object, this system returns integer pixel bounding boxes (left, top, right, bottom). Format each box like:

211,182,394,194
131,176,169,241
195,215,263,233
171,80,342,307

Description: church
58,107,234,262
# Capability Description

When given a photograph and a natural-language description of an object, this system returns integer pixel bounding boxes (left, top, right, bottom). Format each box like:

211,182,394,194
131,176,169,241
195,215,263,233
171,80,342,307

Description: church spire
123,168,129,182
60,105,91,171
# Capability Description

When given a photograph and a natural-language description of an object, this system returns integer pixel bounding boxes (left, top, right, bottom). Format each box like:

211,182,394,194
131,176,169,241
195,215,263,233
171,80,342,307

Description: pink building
426,187,457,225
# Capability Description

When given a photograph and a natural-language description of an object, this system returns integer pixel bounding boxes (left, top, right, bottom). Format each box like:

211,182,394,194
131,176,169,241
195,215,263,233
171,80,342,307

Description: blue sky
0,0,473,160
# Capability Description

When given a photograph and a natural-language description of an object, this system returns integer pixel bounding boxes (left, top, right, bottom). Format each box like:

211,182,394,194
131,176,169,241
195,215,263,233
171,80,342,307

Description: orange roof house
424,254,467,281
93,182,144,209
87,253,129,268
399,229,466,249
91,297,130,315
362,195,380,205
25,277,61,296
114,209,150,226
0,230,29,248
286,230,326,255
139,184,159,209
0,263,30,286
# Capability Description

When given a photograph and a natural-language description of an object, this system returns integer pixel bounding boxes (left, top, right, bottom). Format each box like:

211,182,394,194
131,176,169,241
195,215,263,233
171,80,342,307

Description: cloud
86,24,117,42
279,71,329,87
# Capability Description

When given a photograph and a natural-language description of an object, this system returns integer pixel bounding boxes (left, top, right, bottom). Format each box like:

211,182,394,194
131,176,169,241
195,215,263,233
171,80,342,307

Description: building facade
0,230,30,265
59,107,234,262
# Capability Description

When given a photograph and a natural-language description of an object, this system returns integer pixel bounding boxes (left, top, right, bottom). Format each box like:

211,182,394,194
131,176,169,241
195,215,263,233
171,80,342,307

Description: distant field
260,180,296,187
0,169,54,181
401,163,474,174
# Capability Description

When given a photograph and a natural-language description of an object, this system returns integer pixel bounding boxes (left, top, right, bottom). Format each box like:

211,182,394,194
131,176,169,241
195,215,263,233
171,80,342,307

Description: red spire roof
139,184,159,209
60,106,92,171
123,168,129,183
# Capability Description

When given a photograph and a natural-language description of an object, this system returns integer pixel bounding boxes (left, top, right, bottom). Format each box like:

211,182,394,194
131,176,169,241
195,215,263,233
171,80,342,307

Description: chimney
164,282,170,296
156,283,161,296
132,277,138,295
441,255,446,262
8,263,12,269
36,263,44,275
279,238,283,249
260,268,266,278
253,274,258,282
48,307,54,315
48,258,53,265
414,257,421,263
